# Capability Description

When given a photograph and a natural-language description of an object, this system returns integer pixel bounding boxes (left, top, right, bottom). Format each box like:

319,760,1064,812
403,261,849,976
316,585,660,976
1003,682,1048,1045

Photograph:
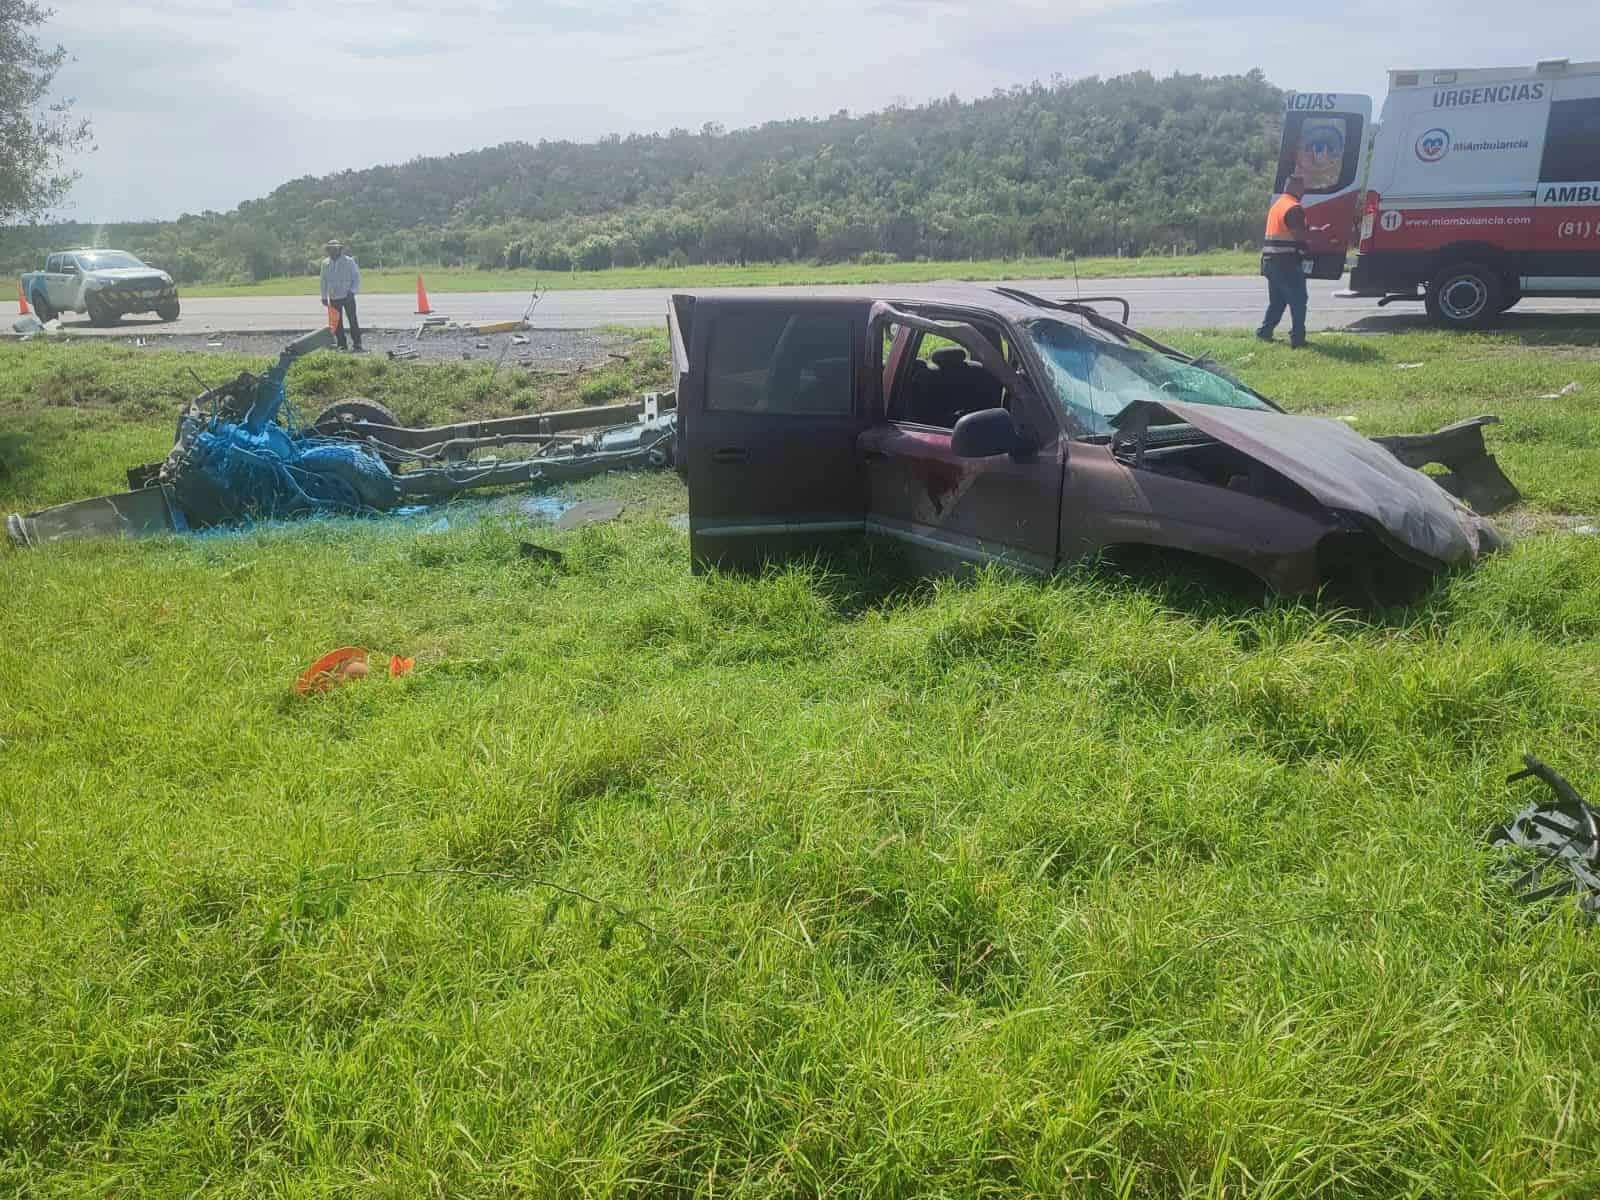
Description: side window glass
888,325,1011,430
45,255,58,273
1541,98,1600,183
1276,114,1362,194
706,311,853,415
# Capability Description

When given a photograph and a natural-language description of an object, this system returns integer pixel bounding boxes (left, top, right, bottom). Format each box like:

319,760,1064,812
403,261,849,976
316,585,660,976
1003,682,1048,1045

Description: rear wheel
156,301,181,322
28,290,54,322
85,294,119,327
1424,263,1503,329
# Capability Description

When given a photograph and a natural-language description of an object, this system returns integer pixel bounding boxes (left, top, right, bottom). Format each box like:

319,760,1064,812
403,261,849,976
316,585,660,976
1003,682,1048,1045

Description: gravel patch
105,325,638,369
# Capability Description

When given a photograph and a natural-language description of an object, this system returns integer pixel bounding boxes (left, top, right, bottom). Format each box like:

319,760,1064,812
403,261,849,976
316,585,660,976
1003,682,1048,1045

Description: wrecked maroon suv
672,286,1514,597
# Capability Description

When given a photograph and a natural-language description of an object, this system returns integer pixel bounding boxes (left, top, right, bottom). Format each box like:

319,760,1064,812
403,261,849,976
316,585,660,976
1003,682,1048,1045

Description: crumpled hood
1112,399,1504,568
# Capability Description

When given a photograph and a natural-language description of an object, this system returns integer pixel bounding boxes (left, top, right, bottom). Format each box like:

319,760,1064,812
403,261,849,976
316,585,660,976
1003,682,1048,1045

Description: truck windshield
1024,318,1273,435
76,251,146,270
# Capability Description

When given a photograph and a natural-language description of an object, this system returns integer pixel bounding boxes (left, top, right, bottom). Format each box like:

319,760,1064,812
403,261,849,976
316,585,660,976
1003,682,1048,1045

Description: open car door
1276,92,1373,278
683,296,872,569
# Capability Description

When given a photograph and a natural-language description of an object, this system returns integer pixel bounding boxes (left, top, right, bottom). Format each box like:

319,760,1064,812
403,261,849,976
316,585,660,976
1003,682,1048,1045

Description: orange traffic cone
18,284,30,316
327,303,341,334
415,275,432,315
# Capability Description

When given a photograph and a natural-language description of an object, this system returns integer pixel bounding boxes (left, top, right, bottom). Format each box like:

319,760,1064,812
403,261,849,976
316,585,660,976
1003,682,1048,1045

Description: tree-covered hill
2,70,1287,284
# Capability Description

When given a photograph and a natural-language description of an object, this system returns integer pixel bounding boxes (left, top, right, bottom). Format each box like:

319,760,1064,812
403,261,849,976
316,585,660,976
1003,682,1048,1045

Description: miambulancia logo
1416,128,1451,163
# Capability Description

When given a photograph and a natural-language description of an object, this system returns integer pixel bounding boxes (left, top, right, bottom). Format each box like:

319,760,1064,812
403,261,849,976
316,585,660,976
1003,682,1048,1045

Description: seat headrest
929,346,970,370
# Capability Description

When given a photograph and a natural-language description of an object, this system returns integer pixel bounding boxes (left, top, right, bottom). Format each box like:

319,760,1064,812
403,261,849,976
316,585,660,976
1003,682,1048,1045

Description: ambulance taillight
1358,190,1382,254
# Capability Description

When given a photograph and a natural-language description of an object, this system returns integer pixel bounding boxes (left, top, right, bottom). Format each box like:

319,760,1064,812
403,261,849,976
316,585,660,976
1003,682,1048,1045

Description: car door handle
711,447,749,465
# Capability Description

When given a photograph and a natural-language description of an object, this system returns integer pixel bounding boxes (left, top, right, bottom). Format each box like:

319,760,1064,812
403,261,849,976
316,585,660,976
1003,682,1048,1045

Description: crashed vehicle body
6,328,677,548
674,286,1514,596
21,249,181,325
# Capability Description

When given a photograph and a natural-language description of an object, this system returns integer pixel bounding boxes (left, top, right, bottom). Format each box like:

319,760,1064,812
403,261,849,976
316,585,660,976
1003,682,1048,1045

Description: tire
156,301,181,322
85,294,119,327
1424,262,1503,329
1498,290,1521,314
28,290,55,322
312,398,404,470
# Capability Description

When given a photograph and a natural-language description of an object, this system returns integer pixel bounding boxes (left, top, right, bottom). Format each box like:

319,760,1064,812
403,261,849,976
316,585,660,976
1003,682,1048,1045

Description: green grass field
181,250,1259,299
4,325,1600,1196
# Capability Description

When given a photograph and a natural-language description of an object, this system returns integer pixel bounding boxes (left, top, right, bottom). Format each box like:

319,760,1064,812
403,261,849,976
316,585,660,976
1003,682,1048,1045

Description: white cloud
38,0,1599,220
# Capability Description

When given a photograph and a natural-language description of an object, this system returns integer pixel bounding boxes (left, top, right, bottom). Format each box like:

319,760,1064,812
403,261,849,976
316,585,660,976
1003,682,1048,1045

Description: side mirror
952,407,1031,459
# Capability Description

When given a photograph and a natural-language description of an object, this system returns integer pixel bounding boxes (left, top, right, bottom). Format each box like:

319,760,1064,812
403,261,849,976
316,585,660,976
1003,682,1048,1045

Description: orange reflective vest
1263,194,1307,256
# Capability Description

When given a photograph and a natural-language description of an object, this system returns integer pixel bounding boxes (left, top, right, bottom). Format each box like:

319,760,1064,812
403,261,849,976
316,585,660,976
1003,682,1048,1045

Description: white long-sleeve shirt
320,255,361,303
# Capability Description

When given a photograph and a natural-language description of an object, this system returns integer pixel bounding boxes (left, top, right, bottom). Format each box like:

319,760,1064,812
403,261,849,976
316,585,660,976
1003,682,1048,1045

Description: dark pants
330,295,362,349
1258,255,1307,343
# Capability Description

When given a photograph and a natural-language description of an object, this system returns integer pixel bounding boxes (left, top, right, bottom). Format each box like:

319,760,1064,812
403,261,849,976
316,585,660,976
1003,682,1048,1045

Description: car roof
675,283,1110,326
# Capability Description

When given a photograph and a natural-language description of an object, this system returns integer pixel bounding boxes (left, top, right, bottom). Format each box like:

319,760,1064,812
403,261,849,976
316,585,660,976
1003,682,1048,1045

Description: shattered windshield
1024,318,1273,436
77,251,146,270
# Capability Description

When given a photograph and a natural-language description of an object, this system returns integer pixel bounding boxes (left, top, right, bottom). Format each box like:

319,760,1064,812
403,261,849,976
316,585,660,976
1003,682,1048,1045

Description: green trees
0,1,91,224
1,70,1287,282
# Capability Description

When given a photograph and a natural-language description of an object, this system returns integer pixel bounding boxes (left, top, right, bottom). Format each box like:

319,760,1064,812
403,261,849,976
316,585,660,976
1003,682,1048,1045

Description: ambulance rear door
1275,92,1373,278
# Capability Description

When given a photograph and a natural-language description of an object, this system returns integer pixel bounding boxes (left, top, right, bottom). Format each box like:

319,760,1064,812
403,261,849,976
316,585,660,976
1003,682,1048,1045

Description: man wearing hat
319,240,364,352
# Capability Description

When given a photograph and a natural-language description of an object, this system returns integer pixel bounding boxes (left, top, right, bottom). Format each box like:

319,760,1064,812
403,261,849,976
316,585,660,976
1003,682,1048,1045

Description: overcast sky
40,0,1594,221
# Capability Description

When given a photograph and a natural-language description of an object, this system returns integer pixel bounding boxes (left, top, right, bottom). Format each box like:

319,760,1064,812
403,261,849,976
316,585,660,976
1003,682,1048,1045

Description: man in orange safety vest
1257,174,1310,348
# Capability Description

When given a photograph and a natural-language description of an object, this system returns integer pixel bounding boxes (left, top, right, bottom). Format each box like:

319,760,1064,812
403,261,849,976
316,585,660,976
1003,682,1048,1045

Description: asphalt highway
8,274,1600,336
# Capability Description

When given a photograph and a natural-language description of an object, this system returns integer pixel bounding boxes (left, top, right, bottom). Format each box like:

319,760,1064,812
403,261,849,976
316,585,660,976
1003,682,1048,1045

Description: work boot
1289,335,1307,349
1255,330,1274,342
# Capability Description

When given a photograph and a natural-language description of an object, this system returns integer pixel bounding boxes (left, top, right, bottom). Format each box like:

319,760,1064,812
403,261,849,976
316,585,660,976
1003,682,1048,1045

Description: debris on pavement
1396,362,1426,369
1488,754,1600,924
12,314,43,335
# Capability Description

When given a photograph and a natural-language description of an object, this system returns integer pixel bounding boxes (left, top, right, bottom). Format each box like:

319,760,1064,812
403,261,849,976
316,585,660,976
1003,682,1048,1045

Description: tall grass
3,326,1600,1196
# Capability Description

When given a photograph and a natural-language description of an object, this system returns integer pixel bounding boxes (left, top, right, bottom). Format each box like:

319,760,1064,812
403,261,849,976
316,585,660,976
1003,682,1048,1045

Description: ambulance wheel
1425,263,1502,329
1497,291,1521,314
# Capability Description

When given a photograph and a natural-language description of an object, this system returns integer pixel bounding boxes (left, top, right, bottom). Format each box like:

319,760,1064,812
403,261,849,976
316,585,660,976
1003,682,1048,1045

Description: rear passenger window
706,311,854,414
1541,98,1600,183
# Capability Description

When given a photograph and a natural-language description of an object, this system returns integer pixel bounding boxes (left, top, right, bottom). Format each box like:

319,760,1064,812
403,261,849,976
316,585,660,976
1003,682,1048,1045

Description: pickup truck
21,249,180,326
671,286,1515,600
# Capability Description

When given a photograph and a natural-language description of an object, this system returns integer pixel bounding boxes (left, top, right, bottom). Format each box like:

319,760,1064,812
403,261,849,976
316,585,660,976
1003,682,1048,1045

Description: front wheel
85,294,119,327
1424,263,1503,329
156,301,180,322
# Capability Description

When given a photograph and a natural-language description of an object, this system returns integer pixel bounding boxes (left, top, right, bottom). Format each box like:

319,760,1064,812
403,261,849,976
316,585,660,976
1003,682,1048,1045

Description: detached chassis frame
7,394,677,547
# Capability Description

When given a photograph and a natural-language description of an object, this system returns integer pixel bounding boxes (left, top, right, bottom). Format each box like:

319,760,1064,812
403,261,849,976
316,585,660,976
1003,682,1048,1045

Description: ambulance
1275,58,1600,327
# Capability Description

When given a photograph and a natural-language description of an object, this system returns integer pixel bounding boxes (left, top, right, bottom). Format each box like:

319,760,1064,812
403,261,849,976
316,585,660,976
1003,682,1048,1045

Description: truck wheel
85,294,119,327
157,301,181,322
312,399,404,470
29,290,55,322
1424,263,1503,329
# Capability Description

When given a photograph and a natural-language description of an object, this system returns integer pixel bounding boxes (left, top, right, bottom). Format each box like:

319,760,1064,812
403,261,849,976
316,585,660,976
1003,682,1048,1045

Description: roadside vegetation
3,71,1282,286
4,324,1600,1195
